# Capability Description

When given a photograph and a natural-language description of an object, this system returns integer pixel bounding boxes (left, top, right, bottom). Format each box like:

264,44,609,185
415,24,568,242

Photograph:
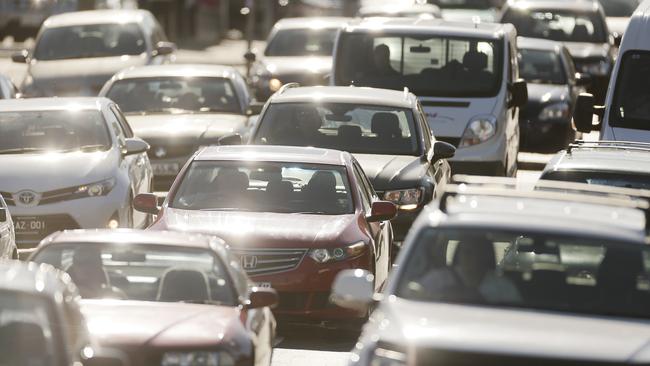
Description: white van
574,0,650,141
332,18,527,176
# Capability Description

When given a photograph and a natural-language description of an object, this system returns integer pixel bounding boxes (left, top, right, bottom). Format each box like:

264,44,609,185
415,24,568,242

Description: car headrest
371,113,401,138
338,125,362,140
572,24,590,40
157,268,211,302
266,180,294,198
307,171,337,193
463,51,488,71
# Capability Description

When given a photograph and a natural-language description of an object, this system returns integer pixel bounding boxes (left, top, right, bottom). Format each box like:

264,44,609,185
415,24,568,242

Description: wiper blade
199,207,252,212
180,300,227,306
0,147,50,154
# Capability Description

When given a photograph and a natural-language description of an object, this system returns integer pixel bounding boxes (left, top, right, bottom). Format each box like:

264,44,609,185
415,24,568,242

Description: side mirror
133,193,160,215
154,41,176,56
0,208,6,222
573,93,597,133
330,269,375,312
246,101,265,116
244,51,256,63
218,133,243,146
432,141,456,162
367,201,397,222
575,72,592,87
11,50,28,63
123,138,149,156
246,287,278,309
509,79,528,108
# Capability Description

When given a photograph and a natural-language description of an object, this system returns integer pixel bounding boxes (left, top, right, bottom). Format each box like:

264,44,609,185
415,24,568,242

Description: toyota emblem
14,190,41,207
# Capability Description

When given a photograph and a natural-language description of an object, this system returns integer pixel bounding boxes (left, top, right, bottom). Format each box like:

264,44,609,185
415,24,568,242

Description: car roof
505,0,602,12
195,145,350,166
272,17,352,30
0,260,76,298
545,142,650,176
359,3,441,16
43,9,150,28
344,17,513,40
269,86,417,109
517,37,563,52
113,64,240,80
39,229,219,250
0,97,108,112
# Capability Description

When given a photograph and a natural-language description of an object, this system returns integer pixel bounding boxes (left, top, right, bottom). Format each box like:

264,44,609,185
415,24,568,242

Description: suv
332,178,650,366
243,85,455,242
332,17,526,176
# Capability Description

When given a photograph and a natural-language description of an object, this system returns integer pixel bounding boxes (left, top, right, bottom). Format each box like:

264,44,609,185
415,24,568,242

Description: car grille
436,137,461,148
14,214,79,248
1,186,87,207
0,191,14,206
230,248,307,276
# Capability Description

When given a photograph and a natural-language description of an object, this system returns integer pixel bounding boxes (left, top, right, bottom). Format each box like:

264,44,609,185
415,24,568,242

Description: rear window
518,48,567,85
502,8,607,43
265,28,339,57
609,51,650,131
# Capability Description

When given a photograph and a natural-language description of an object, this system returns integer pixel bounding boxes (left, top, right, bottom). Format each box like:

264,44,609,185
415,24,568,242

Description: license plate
254,282,272,289
14,217,46,235
152,163,180,176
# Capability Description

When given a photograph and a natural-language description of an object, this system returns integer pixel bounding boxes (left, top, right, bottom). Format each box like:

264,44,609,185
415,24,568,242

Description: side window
417,103,433,151
106,111,126,147
110,105,134,138
352,164,372,212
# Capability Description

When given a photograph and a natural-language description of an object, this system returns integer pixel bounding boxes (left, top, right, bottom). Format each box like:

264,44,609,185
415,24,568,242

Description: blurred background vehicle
357,2,442,18
598,0,640,39
30,229,277,366
0,0,78,42
0,195,17,259
12,9,175,97
0,98,152,251
430,0,506,21
517,37,588,153
100,64,255,191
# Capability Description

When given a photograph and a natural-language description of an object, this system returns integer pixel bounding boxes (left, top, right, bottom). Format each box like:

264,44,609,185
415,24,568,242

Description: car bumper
446,133,508,176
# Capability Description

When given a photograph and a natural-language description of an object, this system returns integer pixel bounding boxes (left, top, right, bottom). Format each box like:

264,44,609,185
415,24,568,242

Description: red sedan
135,145,397,325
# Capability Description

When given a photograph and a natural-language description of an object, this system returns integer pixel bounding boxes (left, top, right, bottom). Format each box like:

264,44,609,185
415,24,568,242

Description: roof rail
403,87,410,100
276,82,300,95
567,140,650,153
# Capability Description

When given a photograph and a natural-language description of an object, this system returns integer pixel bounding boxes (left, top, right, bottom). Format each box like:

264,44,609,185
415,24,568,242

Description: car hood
607,17,630,36
563,42,610,60
371,299,650,362
155,209,358,248
260,56,332,76
353,154,426,191
526,83,570,104
125,113,249,141
0,150,116,192
81,300,238,348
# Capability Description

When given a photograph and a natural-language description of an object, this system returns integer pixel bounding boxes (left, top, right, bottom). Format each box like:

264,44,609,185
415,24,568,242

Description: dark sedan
517,37,589,152
29,229,277,366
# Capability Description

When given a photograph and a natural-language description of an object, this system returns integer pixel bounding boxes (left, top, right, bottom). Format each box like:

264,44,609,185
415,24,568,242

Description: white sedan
0,194,17,259
0,97,153,250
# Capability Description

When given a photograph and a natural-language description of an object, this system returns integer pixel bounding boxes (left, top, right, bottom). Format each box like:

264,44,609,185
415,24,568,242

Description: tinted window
34,23,146,60
518,49,567,85
32,244,236,305
542,170,650,190
503,9,607,43
336,33,503,97
171,161,354,215
599,0,640,17
397,227,650,319
265,28,339,57
254,103,420,155
610,52,650,130
0,110,111,153
106,77,241,115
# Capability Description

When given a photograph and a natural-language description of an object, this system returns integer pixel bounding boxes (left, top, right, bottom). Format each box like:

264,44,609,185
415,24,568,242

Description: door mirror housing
0,208,6,222
11,50,28,63
509,79,528,108
246,287,278,309
123,138,149,156
431,141,456,162
246,101,265,116
218,133,243,146
367,201,397,222
573,93,598,133
133,193,160,215
154,41,176,56
244,50,257,63
331,269,375,312
575,72,592,87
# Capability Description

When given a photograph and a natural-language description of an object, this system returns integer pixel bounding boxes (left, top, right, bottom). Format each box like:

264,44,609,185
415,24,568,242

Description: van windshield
610,52,650,131
335,33,503,98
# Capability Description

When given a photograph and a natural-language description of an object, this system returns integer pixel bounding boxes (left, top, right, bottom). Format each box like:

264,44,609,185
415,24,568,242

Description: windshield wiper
142,108,195,115
180,300,227,306
0,147,51,154
199,207,253,212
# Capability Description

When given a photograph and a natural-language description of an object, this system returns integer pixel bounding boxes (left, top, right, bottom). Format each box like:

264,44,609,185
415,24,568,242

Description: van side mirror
0,208,6,222
573,93,598,133
133,193,160,215
509,79,528,108
367,201,397,222
154,41,176,56
575,73,592,87
244,51,256,63
218,133,243,146
432,141,456,162
11,50,28,63
330,269,375,312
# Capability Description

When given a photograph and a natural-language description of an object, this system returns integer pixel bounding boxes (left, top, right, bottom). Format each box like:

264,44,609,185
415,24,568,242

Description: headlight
371,347,407,366
459,115,496,148
308,241,366,264
538,102,570,121
73,178,116,198
161,351,234,366
383,188,424,210
579,60,610,76
268,78,283,92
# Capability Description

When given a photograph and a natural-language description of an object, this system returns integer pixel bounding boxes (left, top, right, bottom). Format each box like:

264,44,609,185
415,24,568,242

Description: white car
0,97,153,250
0,194,17,259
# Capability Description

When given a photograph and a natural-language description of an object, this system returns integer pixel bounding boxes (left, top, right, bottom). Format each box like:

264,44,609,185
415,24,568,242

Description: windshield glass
542,171,650,190
32,244,237,304
335,33,502,97
171,161,354,214
599,0,640,17
610,52,650,131
397,228,650,319
518,48,567,85
431,0,499,9
265,28,339,57
0,290,61,366
106,77,242,115
502,9,607,43
254,103,420,155
34,23,146,61
0,110,111,154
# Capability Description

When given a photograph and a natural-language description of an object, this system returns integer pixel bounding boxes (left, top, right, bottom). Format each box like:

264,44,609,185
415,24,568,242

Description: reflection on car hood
126,113,249,141
526,84,570,104
563,42,610,60
82,300,237,347
353,154,426,191
0,150,115,192
157,209,357,247
260,56,332,76
371,298,650,362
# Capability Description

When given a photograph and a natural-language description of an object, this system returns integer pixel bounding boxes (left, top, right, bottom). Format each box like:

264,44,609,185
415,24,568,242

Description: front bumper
445,133,508,176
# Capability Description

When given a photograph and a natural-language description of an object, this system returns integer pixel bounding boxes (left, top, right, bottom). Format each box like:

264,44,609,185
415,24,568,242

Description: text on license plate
254,282,272,289
15,217,46,234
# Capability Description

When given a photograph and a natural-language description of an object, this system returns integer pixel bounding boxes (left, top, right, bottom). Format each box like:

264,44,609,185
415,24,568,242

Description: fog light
107,219,119,229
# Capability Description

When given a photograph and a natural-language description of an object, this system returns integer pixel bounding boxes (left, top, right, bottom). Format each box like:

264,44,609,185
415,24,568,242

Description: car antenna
403,87,410,100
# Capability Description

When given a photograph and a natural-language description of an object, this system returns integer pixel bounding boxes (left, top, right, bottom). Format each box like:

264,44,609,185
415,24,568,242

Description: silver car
0,195,17,259
0,97,153,250
12,9,175,97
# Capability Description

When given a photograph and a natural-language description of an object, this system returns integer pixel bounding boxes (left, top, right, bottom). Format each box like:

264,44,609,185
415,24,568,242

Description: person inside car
372,44,400,77
66,247,111,298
